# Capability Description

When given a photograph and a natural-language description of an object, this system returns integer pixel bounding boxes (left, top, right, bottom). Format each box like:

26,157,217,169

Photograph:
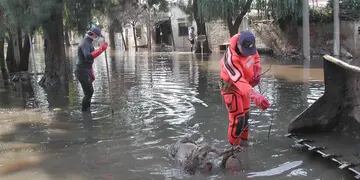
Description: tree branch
238,0,253,23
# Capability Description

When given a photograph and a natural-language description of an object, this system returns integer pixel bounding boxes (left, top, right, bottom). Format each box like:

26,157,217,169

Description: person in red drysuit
219,31,270,145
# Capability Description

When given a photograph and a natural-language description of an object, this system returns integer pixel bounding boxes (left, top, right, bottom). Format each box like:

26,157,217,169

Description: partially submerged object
169,137,243,175
288,55,360,179
286,133,360,179
289,55,360,133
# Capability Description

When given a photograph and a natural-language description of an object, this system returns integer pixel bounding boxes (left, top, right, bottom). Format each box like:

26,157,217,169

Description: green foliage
328,0,360,20
147,0,169,11
309,7,332,23
64,0,92,34
269,0,303,24
198,0,252,22
0,0,67,36
0,5,6,37
176,0,194,22
253,0,268,18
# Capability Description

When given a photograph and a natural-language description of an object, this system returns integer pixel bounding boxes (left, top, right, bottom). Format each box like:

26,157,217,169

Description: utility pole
333,0,340,57
303,0,311,61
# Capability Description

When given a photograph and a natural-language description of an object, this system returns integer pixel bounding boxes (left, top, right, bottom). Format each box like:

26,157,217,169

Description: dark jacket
76,37,95,70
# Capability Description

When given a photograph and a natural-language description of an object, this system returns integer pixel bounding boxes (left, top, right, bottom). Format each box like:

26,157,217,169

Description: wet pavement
0,48,356,179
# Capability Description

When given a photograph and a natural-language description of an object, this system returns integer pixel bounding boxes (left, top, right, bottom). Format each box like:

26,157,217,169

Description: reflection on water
247,161,303,178
0,48,354,179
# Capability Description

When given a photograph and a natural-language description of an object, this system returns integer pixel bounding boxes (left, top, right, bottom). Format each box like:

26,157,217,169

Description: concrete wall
302,21,360,56
253,20,360,57
206,21,230,51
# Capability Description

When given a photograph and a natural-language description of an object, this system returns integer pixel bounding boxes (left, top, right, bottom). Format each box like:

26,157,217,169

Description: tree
112,4,130,51
0,7,9,85
38,0,68,87
142,0,169,50
268,0,303,30
105,1,127,50
177,0,212,53
198,0,253,36
254,0,269,19
0,6,9,84
0,0,32,72
121,2,146,52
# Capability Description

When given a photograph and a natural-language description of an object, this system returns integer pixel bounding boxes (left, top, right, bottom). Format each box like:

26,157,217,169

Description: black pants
76,69,94,111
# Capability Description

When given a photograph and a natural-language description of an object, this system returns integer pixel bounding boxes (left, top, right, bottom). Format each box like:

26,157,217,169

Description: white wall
170,6,193,52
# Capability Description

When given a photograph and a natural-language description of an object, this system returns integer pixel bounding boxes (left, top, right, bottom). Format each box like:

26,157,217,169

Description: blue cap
237,31,256,56
90,26,103,37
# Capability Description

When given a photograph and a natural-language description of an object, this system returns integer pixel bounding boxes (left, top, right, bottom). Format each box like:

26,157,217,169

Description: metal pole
303,0,311,61
333,0,340,57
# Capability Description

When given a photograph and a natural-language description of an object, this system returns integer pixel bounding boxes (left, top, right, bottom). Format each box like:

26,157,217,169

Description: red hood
228,34,240,55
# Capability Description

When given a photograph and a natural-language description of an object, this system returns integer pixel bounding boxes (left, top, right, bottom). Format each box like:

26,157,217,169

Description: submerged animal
169,137,243,175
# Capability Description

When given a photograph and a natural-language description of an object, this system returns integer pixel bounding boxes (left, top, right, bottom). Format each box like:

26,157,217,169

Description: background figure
188,27,195,52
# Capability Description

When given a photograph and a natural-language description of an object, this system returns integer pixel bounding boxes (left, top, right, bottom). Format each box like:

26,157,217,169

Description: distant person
219,31,270,146
75,26,108,112
188,27,195,52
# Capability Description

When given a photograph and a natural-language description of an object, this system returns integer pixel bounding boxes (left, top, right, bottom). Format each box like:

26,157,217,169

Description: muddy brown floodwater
0,48,355,179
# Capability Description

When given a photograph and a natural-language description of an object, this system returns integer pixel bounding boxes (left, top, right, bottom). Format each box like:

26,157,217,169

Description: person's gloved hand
251,90,270,110
250,65,261,87
250,75,260,87
91,42,108,59
100,42,108,51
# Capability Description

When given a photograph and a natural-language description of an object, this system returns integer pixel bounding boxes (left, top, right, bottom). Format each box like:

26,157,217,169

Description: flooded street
0,48,355,180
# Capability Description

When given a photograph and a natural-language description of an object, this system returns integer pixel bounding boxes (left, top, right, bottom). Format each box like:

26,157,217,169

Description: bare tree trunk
64,30,71,47
39,0,67,87
19,34,30,71
169,18,176,51
193,0,211,54
194,21,212,53
120,28,128,51
227,17,242,37
11,31,21,71
147,23,152,51
226,0,253,37
109,25,116,50
132,25,138,52
6,36,16,73
0,38,9,85
302,0,310,61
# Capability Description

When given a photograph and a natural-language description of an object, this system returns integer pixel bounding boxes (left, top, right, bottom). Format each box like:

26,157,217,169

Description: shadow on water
0,48,355,179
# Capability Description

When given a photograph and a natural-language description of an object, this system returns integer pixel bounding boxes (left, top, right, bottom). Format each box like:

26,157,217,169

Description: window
136,27,142,39
178,23,188,36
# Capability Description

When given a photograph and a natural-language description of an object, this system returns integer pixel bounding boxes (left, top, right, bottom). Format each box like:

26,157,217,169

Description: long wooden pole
104,50,114,115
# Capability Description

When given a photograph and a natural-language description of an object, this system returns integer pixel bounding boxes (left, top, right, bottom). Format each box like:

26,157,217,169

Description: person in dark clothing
75,26,108,112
